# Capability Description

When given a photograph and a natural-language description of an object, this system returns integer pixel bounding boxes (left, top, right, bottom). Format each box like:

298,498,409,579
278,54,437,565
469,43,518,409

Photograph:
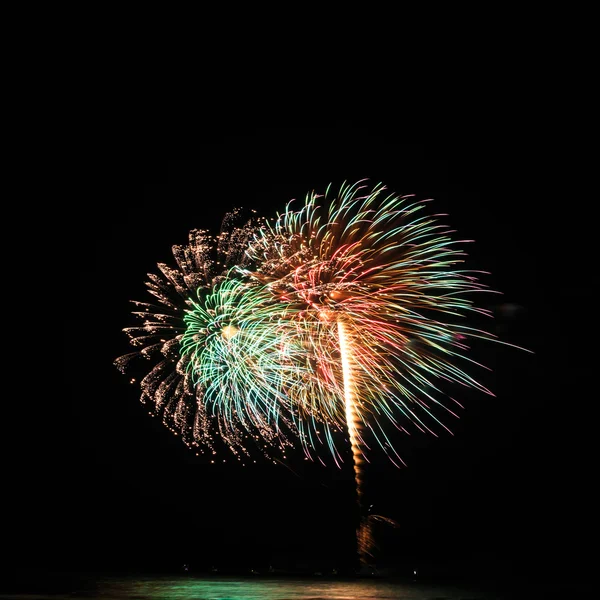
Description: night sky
11,130,591,583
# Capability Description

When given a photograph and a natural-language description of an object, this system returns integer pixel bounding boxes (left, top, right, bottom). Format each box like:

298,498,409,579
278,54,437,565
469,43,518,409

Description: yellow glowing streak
221,324,238,340
339,319,371,564
337,320,362,489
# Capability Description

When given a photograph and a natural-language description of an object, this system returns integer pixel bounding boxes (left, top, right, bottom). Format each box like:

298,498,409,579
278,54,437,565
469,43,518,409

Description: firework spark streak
338,318,372,565
337,320,362,493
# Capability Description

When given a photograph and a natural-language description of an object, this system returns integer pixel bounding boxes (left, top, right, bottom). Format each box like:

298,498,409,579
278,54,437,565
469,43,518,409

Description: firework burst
179,275,312,458
243,180,511,467
117,181,524,469
115,181,529,567
113,209,298,458
240,179,526,564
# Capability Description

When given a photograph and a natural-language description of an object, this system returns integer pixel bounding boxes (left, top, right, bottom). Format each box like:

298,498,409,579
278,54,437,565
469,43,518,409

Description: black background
9,129,590,584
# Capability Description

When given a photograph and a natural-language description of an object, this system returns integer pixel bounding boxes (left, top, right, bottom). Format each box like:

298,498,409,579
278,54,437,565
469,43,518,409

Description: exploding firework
117,181,520,467
242,179,526,563
244,180,511,464
113,209,301,458
116,180,527,567
179,275,316,458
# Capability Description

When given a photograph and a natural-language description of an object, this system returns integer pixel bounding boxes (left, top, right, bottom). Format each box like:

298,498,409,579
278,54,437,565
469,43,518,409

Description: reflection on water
98,576,491,599
0,573,510,600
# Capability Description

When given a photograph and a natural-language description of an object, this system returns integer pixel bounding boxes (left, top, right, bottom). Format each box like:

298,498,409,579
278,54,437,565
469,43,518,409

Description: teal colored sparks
180,276,305,456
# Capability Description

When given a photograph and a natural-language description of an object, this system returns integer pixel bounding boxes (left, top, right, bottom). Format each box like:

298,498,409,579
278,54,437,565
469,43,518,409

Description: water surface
0,573,523,599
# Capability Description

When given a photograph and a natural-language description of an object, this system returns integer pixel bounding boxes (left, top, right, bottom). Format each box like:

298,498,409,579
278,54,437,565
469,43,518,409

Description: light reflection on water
87,575,503,600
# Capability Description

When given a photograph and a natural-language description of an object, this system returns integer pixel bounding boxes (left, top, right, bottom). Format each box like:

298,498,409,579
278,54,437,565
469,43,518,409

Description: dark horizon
9,132,590,589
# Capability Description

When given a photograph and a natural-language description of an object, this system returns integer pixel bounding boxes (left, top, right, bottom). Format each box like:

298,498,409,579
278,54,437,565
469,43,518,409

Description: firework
244,180,510,463
179,275,314,458
242,179,525,563
117,182,521,468
116,181,526,567
113,210,301,458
